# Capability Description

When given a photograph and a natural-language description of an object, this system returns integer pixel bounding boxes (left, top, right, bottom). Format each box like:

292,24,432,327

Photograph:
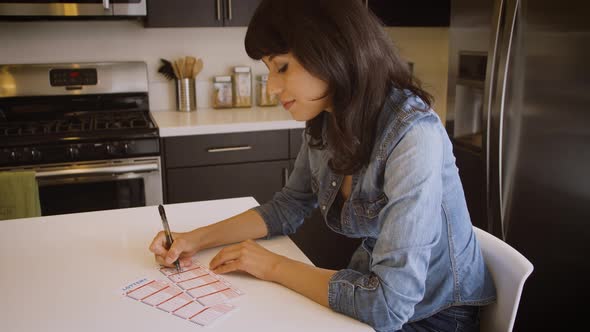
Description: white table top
0,197,371,332
151,107,305,137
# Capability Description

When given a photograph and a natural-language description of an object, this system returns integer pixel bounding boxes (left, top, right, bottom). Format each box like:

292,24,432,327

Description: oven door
33,157,162,216
0,0,146,17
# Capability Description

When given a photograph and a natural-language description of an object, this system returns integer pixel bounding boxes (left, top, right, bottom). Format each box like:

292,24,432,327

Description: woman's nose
266,73,283,96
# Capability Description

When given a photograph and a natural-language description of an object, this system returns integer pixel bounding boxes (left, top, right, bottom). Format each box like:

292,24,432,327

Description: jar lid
214,75,232,82
234,66,251,73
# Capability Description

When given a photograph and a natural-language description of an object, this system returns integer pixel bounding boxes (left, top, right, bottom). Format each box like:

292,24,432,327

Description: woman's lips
282,100,295,110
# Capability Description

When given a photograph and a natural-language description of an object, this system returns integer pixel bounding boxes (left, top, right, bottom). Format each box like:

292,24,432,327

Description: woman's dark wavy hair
245,0,432,174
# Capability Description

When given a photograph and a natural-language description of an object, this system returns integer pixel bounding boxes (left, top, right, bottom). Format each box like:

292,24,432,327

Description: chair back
473,226,533,332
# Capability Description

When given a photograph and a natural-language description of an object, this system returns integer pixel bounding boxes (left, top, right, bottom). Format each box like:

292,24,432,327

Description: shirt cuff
250,206,281,240
328,269,363,318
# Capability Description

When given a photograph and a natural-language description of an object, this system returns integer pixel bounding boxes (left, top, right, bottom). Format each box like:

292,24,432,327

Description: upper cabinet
365,0,450,27
145,0,261,28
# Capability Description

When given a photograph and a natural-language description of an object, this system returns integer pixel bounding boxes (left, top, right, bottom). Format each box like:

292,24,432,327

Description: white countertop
0,197,371,332
151,107,305,137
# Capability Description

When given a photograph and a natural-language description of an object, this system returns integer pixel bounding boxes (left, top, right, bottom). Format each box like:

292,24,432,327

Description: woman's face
262,53,332,121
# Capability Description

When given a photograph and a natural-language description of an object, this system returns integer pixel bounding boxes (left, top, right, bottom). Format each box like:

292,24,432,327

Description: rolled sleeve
328,118,444,331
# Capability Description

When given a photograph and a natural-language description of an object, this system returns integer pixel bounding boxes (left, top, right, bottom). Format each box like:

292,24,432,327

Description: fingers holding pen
164,237,187,264
149,230,199,268
154,253,193,268
148,231,168,256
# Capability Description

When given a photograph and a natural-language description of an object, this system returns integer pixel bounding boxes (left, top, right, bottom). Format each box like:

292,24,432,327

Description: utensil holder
175,78,196,112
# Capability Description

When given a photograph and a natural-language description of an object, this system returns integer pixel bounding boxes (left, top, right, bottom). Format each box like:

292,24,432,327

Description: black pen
158,204,182,273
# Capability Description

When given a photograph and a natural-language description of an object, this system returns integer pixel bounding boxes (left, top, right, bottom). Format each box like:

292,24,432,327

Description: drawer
164,130,289,168
166,160,290,204
289,128,305,159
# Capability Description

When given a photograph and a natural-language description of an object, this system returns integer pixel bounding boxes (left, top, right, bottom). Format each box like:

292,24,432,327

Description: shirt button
331,181,337,187
321,205,326,210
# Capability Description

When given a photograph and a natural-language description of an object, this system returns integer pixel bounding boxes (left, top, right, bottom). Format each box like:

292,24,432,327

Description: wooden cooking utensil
192,58,203,78
184,56,195,79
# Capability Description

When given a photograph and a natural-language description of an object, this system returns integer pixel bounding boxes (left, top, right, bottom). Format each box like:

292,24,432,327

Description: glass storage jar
256,74,279,107
232,66,252,108
212,75,233,109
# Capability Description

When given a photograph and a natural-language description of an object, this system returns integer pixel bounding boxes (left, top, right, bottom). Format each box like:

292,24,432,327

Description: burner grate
0,111,153,138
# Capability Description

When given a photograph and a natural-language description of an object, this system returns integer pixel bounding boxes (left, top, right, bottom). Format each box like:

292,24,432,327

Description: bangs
244,1,290,60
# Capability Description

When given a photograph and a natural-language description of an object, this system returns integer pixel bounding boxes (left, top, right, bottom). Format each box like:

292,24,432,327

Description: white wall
0,21,448,119
387,27,449,122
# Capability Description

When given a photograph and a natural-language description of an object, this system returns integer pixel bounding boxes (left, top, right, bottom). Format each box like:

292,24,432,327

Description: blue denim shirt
252,88,496,331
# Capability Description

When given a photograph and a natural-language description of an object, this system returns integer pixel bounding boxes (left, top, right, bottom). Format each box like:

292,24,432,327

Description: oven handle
35,163,158,178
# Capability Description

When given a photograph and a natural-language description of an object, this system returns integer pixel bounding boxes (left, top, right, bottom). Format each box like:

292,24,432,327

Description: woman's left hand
209,239,284,281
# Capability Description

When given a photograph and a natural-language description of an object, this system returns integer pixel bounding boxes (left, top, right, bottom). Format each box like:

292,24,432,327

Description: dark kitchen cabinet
163,127,361,270
145,0,261,28
163,130,289,204
364,0,451,27
167,160,289,203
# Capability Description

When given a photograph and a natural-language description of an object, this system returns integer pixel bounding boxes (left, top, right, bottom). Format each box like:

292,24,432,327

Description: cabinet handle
216,0,222,21
207,145,252,153
227,0,233,21
283,168,289,186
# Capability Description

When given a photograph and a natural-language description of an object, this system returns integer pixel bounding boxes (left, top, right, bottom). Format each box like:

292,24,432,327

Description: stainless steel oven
0,61,161,217
2,157,162,216
0,0,146,17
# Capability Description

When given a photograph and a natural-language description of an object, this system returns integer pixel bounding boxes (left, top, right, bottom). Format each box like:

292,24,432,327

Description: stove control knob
123,143,130,154
106,144,114,155
68,146,79,159
31,149,42,161
10,150,21,161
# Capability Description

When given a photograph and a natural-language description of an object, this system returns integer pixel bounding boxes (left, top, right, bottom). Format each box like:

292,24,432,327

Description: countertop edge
151,109,306,137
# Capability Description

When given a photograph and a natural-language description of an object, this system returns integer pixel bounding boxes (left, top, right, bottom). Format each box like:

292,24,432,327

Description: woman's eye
278,64,288,73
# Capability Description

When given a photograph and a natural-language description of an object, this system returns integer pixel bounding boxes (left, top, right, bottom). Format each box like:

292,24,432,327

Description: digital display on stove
49,68,97,87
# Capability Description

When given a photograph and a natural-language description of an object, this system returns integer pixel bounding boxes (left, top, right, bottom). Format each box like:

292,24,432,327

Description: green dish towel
0,171,41,220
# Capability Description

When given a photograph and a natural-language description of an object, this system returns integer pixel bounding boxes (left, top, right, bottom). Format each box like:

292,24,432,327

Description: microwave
0,0,146,17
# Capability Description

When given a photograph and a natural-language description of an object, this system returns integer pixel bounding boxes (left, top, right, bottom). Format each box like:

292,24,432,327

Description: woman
149,1,496,331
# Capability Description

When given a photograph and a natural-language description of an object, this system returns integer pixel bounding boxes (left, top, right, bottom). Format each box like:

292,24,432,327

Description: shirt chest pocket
351,193,389,236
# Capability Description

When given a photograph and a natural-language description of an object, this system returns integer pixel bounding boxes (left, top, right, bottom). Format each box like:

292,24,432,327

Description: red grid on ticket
197,288,241,306
165,267,209,283
142,284,183,306
190,303,236,326
156,292,193,313
172,301,207,320
126,280,169,301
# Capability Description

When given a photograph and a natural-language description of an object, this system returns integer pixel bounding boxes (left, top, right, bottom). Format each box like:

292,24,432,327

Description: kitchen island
0,197,371,332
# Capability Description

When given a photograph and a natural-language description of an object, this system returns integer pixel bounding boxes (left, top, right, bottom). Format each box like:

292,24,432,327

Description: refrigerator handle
484,0,520,239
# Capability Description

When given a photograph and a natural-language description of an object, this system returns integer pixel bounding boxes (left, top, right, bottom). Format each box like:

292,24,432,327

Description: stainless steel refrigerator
447,0,590,330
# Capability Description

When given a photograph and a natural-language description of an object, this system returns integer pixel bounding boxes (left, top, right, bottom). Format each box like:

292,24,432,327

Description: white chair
473,226,534,332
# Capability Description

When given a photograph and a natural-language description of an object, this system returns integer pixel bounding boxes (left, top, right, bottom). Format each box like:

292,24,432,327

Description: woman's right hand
149,230,202,268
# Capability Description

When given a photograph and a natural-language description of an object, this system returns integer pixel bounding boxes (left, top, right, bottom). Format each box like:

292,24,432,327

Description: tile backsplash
0,20,448,120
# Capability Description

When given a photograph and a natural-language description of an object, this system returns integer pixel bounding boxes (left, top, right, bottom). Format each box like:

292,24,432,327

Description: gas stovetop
0,110,158,147
0,62,160,167
0,111,154,137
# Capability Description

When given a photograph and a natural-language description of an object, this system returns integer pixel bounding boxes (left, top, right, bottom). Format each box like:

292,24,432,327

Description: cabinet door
223,0,261,27
367,0,450,27
146,0,223,27
289,128,304,159
166,160,290,204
